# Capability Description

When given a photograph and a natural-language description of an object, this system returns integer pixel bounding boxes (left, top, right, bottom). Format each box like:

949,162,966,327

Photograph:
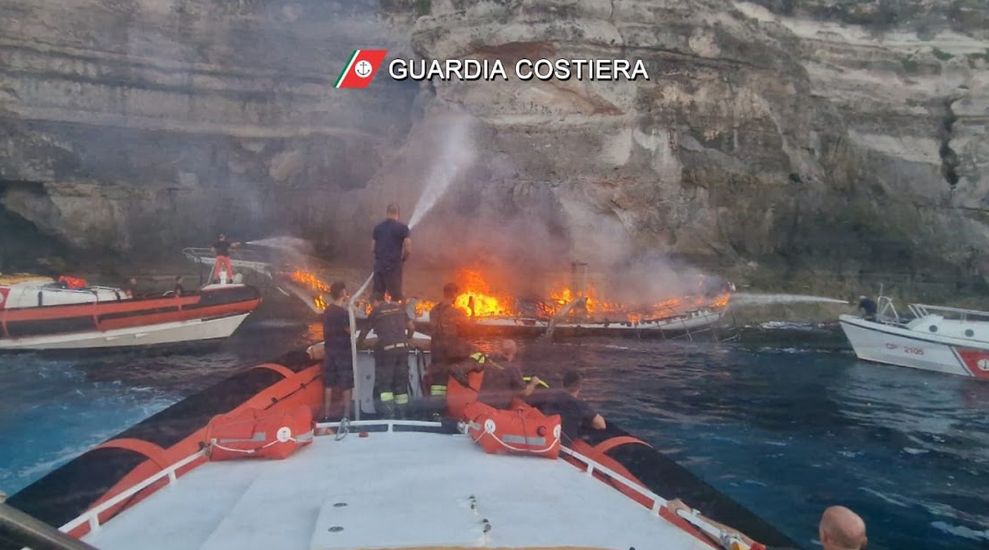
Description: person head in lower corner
329,281,348,304
443,282,459,302
819,506,867,550
499,339,518,362
386,203,400,220
562,369,583,397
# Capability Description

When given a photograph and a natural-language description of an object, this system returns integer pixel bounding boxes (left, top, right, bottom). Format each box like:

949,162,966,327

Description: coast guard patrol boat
840,295,989,380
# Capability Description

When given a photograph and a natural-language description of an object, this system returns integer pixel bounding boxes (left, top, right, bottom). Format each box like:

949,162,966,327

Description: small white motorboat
839,296,989,379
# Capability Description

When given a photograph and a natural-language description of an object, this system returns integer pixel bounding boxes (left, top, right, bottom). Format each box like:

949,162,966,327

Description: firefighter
371,204,411,302
428,282,470,396
357,294,415,417
211,233,241,284
856,295,878,321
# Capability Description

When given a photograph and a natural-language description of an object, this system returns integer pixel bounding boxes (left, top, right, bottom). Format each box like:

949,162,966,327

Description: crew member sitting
475,339,543,409
357,294,415,418
172,276,185,297
529,369,605,441
856,295,877,321
123,277,139,298
211,233,240,284
322,282,353,421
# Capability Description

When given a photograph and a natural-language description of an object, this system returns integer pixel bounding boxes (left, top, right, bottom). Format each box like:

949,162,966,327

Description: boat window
965,329,975,338
929,325,938,333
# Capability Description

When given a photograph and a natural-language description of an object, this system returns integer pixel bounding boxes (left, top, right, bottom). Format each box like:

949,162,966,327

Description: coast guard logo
334,49,388,89
978,359,989,372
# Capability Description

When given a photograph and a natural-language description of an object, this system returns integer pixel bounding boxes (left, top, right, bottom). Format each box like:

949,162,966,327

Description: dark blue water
1,317,987,549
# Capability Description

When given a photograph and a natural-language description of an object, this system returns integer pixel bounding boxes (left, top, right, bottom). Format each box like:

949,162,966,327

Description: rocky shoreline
1,0,987,302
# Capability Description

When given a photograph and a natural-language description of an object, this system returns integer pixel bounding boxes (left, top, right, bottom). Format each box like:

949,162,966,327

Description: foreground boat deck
85,427,709,549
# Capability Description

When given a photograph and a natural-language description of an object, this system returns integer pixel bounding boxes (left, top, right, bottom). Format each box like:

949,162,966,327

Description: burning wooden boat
410,268,733,338
0,274,260,350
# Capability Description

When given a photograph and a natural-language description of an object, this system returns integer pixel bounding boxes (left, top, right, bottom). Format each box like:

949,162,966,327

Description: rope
209,429,313,456
466,420,561,455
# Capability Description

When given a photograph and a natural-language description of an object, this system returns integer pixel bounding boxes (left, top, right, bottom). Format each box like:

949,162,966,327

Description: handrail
912,303,989,319
0,501,97,550
559,446,667,513
348,273,375,421
315,419,442,432
60,449,207,535
559,446,754,548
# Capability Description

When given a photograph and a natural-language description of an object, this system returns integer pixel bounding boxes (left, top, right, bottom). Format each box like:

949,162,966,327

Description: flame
452,269,512,317
414,299,436,318
289,270,330,311
541,282,731,323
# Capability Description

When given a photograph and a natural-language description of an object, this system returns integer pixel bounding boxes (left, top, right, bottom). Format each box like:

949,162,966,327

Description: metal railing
347,273,375,422
316,419,442,432
876,296,902,324
59,450,207,535
910,303,989,322
560,446,751,548
0,501,98,550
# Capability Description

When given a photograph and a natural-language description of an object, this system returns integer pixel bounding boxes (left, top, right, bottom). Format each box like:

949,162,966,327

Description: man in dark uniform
372,204,411,301
530,369,605,441
358,294,415,417
428,282,470,396
857,295,878,321
322,282,353,421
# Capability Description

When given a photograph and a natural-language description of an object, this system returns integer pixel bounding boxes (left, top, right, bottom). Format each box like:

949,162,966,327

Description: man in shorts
322,282,353,421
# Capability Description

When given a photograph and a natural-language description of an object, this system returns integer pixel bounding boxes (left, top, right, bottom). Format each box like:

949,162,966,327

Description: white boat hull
0,313,251,350
839,315,989,379
464,308,726,333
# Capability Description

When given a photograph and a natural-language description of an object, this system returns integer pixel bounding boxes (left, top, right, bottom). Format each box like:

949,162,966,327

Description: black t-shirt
372,219,410,272
213,240,231,256
858,298,877,316
368,302,410,348
323,304,350,356
530,390,598,439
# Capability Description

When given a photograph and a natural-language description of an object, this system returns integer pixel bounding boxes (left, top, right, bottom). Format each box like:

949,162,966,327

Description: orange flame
289,270,330,311
451,269,513,317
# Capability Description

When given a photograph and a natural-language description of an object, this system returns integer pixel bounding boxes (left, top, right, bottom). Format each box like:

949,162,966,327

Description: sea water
0,318,986,549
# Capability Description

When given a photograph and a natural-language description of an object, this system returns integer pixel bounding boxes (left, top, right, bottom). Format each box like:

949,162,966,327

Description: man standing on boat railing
371,203,411,302
211,233,241,284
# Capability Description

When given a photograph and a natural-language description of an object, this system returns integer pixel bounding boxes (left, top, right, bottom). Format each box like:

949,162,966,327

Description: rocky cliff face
0,0,986,292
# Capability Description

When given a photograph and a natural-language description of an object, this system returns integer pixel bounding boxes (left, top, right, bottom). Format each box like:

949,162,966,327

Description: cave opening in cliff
0,180,68,273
